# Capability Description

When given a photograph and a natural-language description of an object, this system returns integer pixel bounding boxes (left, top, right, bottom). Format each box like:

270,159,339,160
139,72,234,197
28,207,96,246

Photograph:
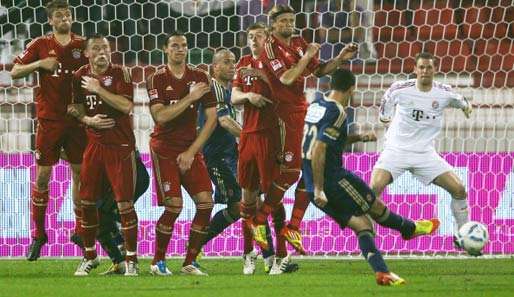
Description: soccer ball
456,221,489,256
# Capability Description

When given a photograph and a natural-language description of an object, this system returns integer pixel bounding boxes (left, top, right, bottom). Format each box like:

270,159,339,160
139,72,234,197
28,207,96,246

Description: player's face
247,29,268,56
415,58,435,85
273,13,295,38
214,52,236,81
49,8,73,34
86,38,111,68
165,36,188,65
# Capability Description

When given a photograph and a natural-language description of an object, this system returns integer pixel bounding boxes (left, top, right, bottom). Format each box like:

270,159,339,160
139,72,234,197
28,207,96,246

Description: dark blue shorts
206,153,241,205
309,169,376,228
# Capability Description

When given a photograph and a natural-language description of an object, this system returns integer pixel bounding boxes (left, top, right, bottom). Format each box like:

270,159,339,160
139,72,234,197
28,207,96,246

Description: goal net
0,0,513,258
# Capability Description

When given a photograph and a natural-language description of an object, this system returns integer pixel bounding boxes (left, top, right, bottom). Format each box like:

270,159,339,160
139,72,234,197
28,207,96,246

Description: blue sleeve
316,105,345,146
212,83,230,117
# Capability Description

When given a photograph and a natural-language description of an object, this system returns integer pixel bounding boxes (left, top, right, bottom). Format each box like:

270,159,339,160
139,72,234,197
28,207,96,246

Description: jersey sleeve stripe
212,80,225,104
265,42,275,60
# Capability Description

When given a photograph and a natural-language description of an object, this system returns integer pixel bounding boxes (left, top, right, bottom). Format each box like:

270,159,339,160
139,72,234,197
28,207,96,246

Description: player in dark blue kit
301,69,440,286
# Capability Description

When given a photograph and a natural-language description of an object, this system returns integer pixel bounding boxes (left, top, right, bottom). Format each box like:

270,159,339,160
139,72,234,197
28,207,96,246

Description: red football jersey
72,63,135,148
14,33,88,120
233,55,278,133
147,65,216,151
259,35,320,116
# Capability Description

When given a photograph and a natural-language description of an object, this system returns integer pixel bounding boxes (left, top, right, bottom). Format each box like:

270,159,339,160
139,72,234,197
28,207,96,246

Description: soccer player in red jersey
10,0,88,261
247,4,358,255
146,32,216,276
232,22,297,275
69,34,138,276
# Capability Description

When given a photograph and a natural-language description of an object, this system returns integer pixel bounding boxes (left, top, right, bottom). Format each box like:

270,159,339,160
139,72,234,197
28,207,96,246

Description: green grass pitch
1,258,513,297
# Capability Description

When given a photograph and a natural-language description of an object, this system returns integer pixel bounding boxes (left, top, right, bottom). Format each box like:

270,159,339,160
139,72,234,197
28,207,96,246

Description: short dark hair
330,69,356,92
163,31,186,47
268,4,295,21
246,22,268,33
86,33,107,47
46,0,70,18
415,52,436,63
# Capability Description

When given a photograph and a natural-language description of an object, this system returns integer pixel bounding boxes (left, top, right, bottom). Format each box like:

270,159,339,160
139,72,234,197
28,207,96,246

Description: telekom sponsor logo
1,153,513,257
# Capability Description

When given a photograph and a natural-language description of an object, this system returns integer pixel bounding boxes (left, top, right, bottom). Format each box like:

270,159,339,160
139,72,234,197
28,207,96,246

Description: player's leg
433,171,469,229
149,148,182,276
369,168,393,198
181,154,214,275
107,149,139,276
74,143,103,276
203,158,241,245
282,178,308,255
370,147,408,198
27,119,65,261
252,120,302,248
97,208,126,275
346,215,405,286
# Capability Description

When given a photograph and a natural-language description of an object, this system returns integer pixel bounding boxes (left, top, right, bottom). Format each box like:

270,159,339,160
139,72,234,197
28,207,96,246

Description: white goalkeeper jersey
379,79,469,153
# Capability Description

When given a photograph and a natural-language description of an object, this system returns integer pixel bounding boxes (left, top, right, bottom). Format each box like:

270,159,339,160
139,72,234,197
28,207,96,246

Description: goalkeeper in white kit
370,52,473,250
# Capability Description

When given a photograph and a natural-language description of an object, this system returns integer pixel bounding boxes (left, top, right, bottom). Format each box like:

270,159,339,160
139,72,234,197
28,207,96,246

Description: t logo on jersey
86,95,102,109
412,109,424,121
244,76,254,86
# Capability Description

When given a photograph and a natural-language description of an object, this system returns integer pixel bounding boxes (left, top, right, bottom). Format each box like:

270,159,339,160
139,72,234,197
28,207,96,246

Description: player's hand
177,150,195,174
84,114,116,129
338,43,358,62
247,92,272,108
189,82,210,101
462,103,472,119
81,76,102,93
314,188,328,208
38,57,59,72
305,43,320,59
360,132,377,142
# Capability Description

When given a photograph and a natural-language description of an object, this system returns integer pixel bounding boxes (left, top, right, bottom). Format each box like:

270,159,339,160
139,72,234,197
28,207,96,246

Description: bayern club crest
432,100,439,109
103,76,113,86
284,151,294,163
72,49,81,59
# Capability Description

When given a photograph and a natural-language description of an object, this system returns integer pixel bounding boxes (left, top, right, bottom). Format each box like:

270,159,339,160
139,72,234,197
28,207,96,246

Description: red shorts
80,142,136,202
238,130,280,192
277,110,306,171
35,118,87,166
150,145,212,206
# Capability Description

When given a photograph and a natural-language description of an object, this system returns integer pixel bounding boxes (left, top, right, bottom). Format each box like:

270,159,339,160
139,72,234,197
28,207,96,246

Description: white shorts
373,148,453,185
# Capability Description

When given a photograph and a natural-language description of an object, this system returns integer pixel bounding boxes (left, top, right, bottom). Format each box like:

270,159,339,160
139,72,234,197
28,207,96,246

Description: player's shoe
26,235,48,261
248,220,268,250
281,226,307,255
124,260,139,276
74,257,100,276
282,261,299,273
242,250,257,275
100,261,126,275
376,272,406,286
402,218,440,240
150,260,172,276
269,254,292,275
263,255,274,273
181,264,208,276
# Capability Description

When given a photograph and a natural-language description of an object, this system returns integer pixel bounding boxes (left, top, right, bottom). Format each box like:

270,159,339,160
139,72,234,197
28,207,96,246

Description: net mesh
0,0,513,257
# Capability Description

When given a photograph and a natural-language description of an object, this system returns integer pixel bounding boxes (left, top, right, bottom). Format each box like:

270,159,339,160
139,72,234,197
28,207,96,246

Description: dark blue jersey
302,97,348,193
199,79,238,162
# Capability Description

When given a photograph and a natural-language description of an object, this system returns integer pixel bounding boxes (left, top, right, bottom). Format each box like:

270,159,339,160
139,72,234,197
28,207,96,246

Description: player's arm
279,43,320,86
177,106,217,173
313,43,358,77
219,115,242,137
67,103,115,129
311,140,328,208
344,131,377,146
10,39,59,79
150,82,210,124
213,80,242,137
448,93,472,119
81,75,133,114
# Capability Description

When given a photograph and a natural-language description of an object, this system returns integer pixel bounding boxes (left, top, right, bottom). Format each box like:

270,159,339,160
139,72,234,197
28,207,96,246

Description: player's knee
240,201,256,219
116,201,134,212
35,169,52,191
452,185,467,200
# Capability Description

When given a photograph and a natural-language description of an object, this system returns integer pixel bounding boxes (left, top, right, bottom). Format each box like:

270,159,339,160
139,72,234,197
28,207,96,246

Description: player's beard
55,22,71,34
